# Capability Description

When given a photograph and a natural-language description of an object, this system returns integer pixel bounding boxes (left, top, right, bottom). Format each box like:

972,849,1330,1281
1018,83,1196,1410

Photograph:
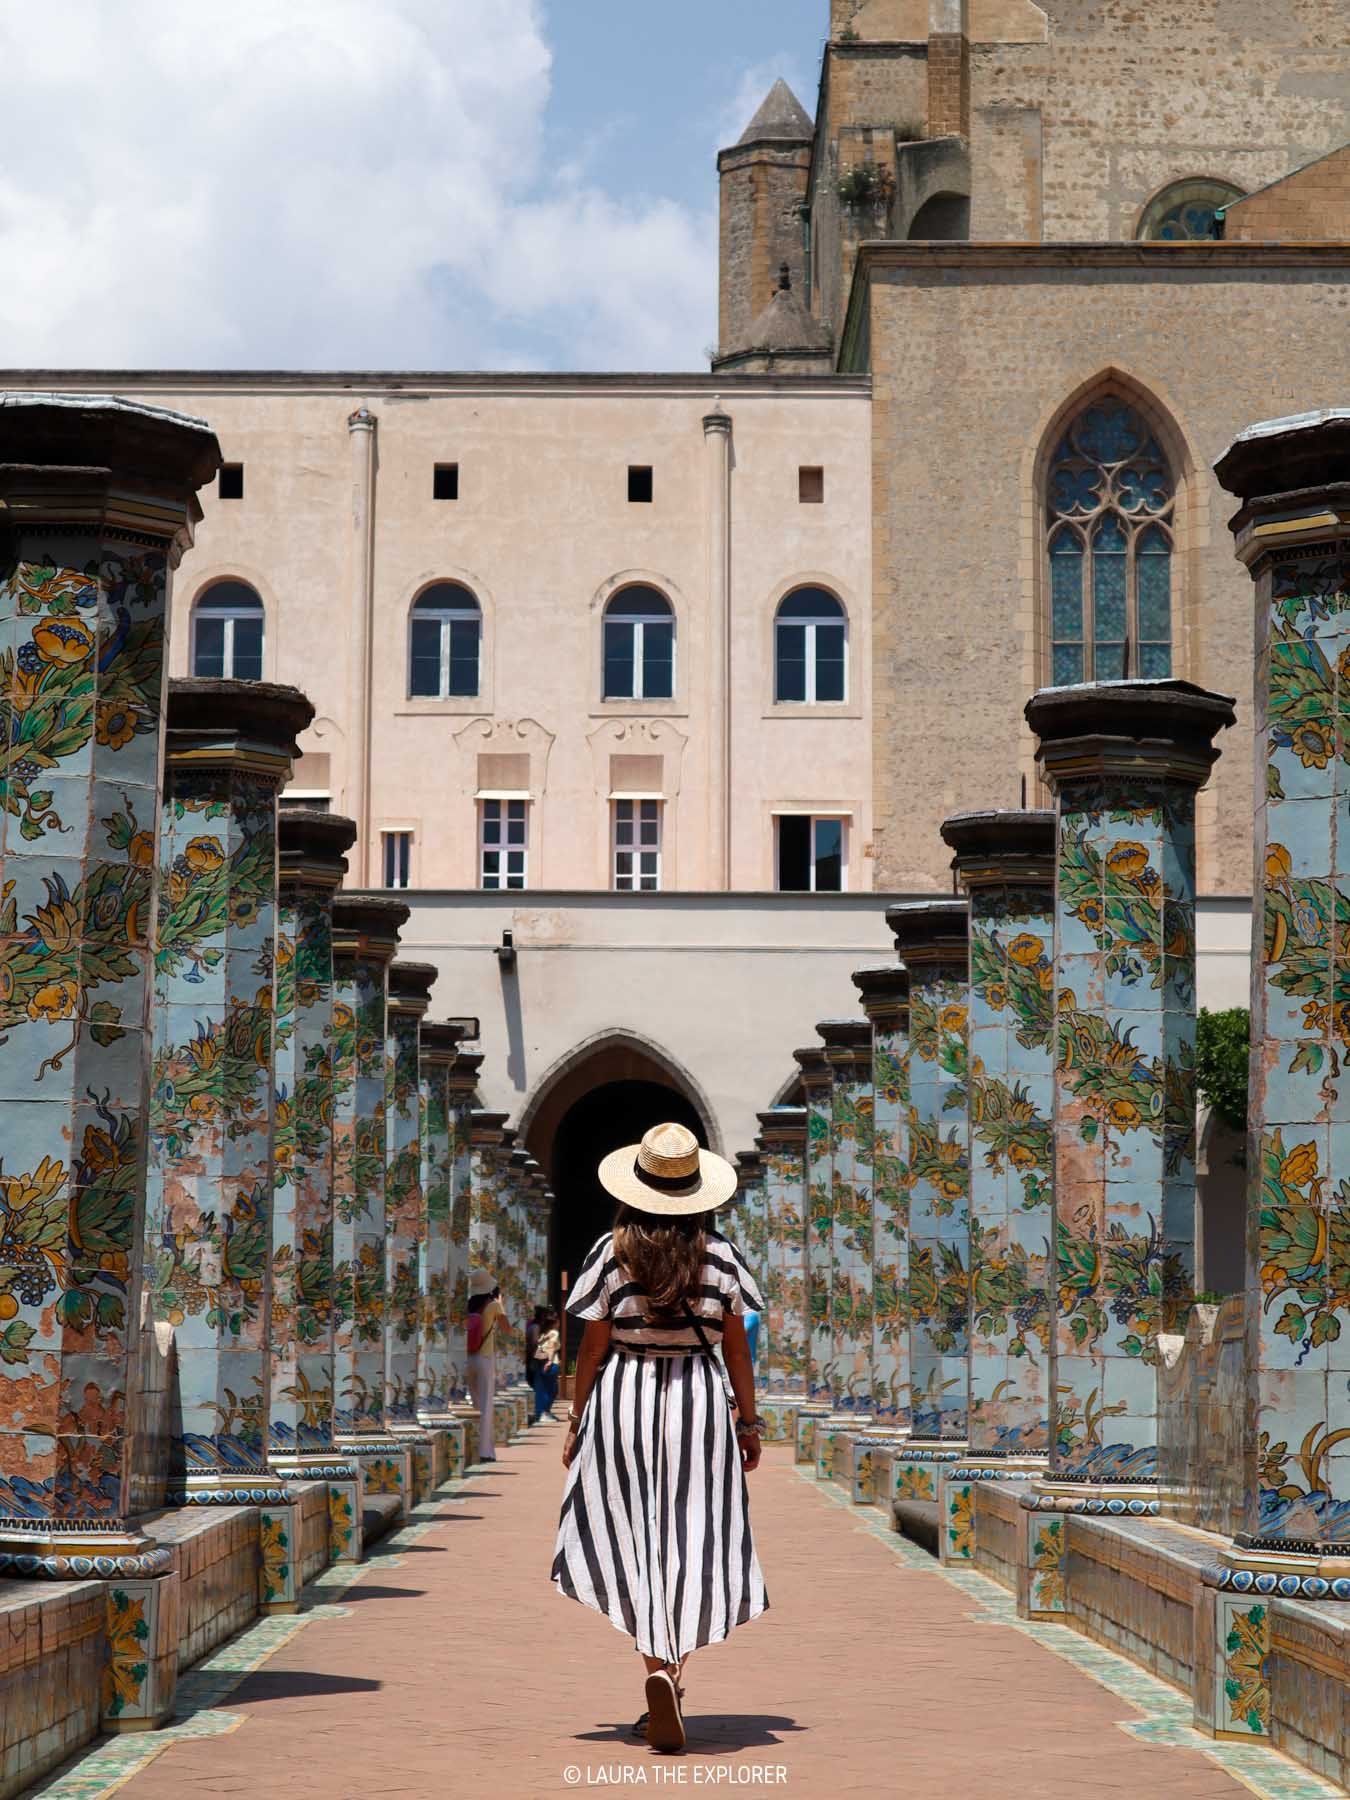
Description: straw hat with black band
597,1122,737,1216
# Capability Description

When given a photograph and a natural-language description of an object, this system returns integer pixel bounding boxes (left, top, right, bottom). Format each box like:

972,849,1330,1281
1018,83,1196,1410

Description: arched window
1046,398,1176,686
192,580,264,681
1137,178,1244,242
602,587,674,701
409,583,481,699
775,587,846,704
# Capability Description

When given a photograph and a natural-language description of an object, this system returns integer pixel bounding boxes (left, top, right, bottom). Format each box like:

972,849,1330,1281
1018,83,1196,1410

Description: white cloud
0,0,717,371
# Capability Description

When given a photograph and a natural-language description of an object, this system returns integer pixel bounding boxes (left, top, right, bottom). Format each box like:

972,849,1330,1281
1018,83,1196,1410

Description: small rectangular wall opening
433,462,459,500
219,463,244,500
628,465,653,504
799,466,825,504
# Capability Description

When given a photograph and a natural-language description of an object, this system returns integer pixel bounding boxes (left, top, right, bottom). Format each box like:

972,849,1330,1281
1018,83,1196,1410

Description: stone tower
716,78,814,365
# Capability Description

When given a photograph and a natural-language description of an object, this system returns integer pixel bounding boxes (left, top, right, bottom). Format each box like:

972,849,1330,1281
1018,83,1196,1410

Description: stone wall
1223,144,1350,243
860,244,1350,894
718,146,812,356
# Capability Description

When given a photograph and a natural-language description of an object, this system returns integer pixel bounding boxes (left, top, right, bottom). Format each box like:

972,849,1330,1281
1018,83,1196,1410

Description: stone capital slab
940,808,1055,889
886,898,969,967
279,807,357,893
165,677,315,786
332,894,409,963
1026,679,1235,792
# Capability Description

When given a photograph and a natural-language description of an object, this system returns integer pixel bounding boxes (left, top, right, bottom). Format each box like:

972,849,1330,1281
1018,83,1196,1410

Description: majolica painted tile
1215,425,1350,1557
384,964,435,1428
1025,682,1232,1488
756,1107,810,1397
888,902,970,1440
268,811,354,1465
446,1053,482,1399
0,402,218,1568
331,896,407,1442
144,680,312,1498
942,813,1057,1458
794,1048,835,1402
820,1020,875,1413
418,1024,462,1418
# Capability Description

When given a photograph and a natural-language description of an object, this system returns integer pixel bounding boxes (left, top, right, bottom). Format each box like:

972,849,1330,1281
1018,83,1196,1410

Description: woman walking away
466,1270,507,1464
551,1122,768,1755
532,1310,561,1422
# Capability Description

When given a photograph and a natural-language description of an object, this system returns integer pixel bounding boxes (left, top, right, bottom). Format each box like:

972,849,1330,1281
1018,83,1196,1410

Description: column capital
886,898,969,968
331,894,408,963
165,677,315,786
420,1019,467,1067
940,808,1055,890
0,392,219,551
347,405,377,433
447,1049,484,1098
1025,679,1235,793
792,1044,831,1090
1215,409,1350,569
468,1109,509,1145
817,1016,873,1078
388,959,437,1019
735,1150,763,1181
702,400,733,437
756,1105,808,1147
279,807,357,894
852,962,910,1021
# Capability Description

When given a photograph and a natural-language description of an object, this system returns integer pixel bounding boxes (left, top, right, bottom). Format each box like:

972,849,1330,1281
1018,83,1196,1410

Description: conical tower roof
744,265,832,354
738,78,813,147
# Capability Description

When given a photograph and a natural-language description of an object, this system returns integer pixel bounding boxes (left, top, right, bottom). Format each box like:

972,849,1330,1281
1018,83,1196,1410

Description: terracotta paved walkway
102,1433,1288,1800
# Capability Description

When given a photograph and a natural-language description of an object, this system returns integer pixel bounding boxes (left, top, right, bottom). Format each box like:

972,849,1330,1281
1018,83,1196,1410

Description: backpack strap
679,1295,715,1356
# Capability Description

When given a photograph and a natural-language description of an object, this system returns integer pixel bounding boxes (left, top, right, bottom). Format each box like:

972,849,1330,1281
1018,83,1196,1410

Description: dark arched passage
521,1033,713,1314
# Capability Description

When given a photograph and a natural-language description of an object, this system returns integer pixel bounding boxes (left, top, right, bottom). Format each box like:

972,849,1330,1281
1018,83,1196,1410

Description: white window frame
602,594,676,702
479,797,528,891
192,587,264,681
774,813,849,894
408,591,481,700
774,599,848,705
382,829,413,891
612,798,663,892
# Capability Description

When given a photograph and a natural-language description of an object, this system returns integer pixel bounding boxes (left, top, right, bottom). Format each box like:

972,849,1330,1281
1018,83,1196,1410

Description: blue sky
542,1,823,214
0,0,828,372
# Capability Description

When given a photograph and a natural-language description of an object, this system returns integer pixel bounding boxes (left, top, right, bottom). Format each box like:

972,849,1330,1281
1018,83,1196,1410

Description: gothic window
603,587,674,701
409,583,481,699
774,588,847,704
1137,178,1244,242
192,580,264,680
1046,398,1176,687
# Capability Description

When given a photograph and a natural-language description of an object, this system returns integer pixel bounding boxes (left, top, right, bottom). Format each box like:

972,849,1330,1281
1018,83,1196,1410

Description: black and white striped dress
551,1228,769,1662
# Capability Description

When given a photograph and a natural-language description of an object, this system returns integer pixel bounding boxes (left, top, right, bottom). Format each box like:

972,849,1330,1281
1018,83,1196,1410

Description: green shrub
1196,1007,1250,1131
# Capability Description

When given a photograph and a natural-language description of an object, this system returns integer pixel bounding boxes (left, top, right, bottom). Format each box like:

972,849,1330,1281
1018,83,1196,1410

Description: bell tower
716,79,815,364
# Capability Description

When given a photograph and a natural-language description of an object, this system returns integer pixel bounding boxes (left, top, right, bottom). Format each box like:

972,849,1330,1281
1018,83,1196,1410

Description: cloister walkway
34,1434,1331,1800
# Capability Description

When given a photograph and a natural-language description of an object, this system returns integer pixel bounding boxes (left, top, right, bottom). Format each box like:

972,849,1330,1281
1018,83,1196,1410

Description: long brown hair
612,1203,707,1318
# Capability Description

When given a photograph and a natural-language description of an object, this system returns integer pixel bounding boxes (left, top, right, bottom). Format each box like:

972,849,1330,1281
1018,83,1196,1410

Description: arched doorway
520,1033,715,1304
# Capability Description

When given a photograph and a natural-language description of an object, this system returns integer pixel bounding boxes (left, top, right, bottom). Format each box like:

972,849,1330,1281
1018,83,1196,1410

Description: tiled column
1197,415,1350,1733
852,966,912,1430
755,1106,810,1411
819,1021,876,1418
446,1051,482,1406
266,807,363,1564
145,679,313,1625
504,1144,532,1389
793,1044,835,1428
467,1109,510,1443
733,1147,767,1306
417,1021,462,1428
887,901,971,1446
940,811,1057,1461
146,679,311,1487
384,962,437,1502
330,895,414,1508
1027,683,1232,1500
0,397,216,1723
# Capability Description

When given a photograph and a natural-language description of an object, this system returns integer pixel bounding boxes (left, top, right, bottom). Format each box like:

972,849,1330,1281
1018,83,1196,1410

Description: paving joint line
27,1459,510,1800
794,1466,1341,1800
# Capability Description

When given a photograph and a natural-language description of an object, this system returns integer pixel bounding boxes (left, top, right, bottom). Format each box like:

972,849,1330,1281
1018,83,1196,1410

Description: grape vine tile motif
1220,1600,1271,1737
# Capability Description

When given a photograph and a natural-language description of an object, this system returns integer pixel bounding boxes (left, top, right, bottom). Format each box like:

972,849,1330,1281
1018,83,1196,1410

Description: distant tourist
743,1305,761,1368
531,1307,561,1422
552,1123,768,1754
466,1270,507,1464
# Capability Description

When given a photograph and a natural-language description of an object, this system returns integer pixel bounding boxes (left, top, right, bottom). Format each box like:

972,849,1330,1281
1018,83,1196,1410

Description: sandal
643,1668,685,1753
632,1686,684,1739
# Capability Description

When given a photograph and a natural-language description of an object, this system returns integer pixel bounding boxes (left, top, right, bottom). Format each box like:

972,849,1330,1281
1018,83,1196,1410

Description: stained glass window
1137,178,1244,242
1045,397,1175,685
